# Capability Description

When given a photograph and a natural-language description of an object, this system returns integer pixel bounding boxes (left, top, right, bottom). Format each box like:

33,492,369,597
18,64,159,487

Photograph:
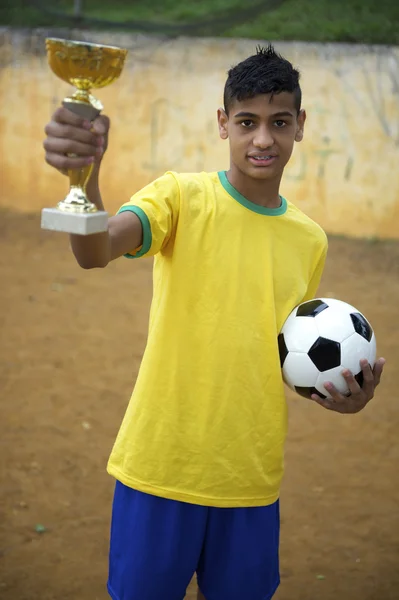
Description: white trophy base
41,208,108,235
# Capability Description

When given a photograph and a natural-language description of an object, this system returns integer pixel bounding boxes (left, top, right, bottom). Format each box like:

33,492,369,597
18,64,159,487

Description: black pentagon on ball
350,313,372,342
295,386,327,400
308,337,341,372
354,370,364,388
278,333,289,367
296,299,329,317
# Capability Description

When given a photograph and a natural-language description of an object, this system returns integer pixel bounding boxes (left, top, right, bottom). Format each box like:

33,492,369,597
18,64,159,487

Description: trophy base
41,208,108,235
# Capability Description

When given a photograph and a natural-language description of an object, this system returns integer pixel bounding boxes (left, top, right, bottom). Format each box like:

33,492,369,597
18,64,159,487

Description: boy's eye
275,120,287,128
240,120,254,128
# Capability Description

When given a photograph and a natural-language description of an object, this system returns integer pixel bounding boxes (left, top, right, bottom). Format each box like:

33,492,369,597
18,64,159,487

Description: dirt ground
1,210,398,600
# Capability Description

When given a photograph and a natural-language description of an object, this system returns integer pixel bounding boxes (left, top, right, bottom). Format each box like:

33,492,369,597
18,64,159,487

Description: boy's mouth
248,154,277,166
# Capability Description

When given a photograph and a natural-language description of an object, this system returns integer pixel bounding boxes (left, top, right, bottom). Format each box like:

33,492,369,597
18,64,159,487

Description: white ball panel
341,333,376,374
279,309,297,337
368,333,377,367
314,305,356,342
319,297,358,312
283,352,320,388
316,366,349,398
281,316,320,352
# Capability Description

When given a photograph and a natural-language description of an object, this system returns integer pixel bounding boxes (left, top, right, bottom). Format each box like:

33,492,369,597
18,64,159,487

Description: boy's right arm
43,107,142,269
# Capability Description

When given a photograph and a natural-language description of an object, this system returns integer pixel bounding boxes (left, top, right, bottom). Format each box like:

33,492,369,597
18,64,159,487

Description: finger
52,106,93,129
91,115,110,135
373,357,386,387
43,136,101,158
323,381,349,403
341,367,363,396
358,360,375,396
45,151,94,171
45,121,100,147
311,394,345,413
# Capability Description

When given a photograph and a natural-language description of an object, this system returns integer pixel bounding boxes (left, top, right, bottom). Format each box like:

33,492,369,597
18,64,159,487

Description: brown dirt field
1,210,398,600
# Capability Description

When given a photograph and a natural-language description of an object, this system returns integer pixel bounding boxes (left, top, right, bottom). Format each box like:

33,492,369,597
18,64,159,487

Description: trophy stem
57,163,97,213
63,91,103,120
69,89,91,104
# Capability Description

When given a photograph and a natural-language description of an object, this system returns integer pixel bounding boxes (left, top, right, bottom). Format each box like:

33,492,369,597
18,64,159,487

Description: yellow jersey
107,171,328,507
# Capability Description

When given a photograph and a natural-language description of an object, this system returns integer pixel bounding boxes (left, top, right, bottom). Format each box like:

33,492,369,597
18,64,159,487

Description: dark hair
223,44,301,115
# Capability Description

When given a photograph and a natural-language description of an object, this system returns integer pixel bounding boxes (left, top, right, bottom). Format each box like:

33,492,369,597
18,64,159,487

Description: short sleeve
117,172,180,258
301,238,328,303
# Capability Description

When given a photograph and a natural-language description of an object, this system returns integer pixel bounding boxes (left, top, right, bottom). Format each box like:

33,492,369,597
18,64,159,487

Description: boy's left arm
311,358,386,414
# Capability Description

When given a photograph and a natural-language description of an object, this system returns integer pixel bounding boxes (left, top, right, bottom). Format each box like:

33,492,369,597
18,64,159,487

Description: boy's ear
217,107,229,140
295,108,306,142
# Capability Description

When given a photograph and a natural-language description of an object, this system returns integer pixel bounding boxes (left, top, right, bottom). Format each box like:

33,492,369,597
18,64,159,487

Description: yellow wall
1,29,399,239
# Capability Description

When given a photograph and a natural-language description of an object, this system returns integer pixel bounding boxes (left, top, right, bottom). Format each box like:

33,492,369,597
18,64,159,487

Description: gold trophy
41,38,128,235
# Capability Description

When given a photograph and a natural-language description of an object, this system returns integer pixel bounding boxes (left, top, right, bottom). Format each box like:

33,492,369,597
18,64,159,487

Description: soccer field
1,210,398,599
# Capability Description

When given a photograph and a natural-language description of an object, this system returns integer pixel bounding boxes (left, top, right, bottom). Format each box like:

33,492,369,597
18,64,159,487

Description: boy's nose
253,127,274,148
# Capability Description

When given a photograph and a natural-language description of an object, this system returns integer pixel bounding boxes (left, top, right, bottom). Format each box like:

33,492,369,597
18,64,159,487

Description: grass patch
1,0,399,45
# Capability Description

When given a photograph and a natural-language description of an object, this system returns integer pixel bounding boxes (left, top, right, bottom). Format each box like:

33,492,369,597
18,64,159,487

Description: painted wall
1,29,399,239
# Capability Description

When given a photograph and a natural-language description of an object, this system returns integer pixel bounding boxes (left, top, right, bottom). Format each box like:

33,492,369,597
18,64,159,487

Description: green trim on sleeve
218,171,287,216
117,205,152,258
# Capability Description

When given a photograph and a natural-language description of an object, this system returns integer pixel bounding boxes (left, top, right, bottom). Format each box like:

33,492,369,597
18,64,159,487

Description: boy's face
217,92,306,182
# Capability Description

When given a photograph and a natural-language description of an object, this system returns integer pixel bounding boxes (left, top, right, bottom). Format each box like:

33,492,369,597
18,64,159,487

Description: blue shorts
107,481,280,600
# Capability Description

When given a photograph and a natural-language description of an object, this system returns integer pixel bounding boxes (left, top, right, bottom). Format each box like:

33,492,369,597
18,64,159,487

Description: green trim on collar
218,171,287,216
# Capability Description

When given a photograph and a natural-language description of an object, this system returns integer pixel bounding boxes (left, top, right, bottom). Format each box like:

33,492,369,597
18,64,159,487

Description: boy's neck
226,167,282,209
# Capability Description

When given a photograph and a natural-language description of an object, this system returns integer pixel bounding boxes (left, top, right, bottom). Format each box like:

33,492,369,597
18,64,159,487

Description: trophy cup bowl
41,38,128,235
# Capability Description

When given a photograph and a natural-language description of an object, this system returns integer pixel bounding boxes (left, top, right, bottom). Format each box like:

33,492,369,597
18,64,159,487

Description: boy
43,45,385,600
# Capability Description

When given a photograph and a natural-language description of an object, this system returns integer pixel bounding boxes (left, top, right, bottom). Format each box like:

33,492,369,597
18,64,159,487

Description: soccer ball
278,298,377,399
